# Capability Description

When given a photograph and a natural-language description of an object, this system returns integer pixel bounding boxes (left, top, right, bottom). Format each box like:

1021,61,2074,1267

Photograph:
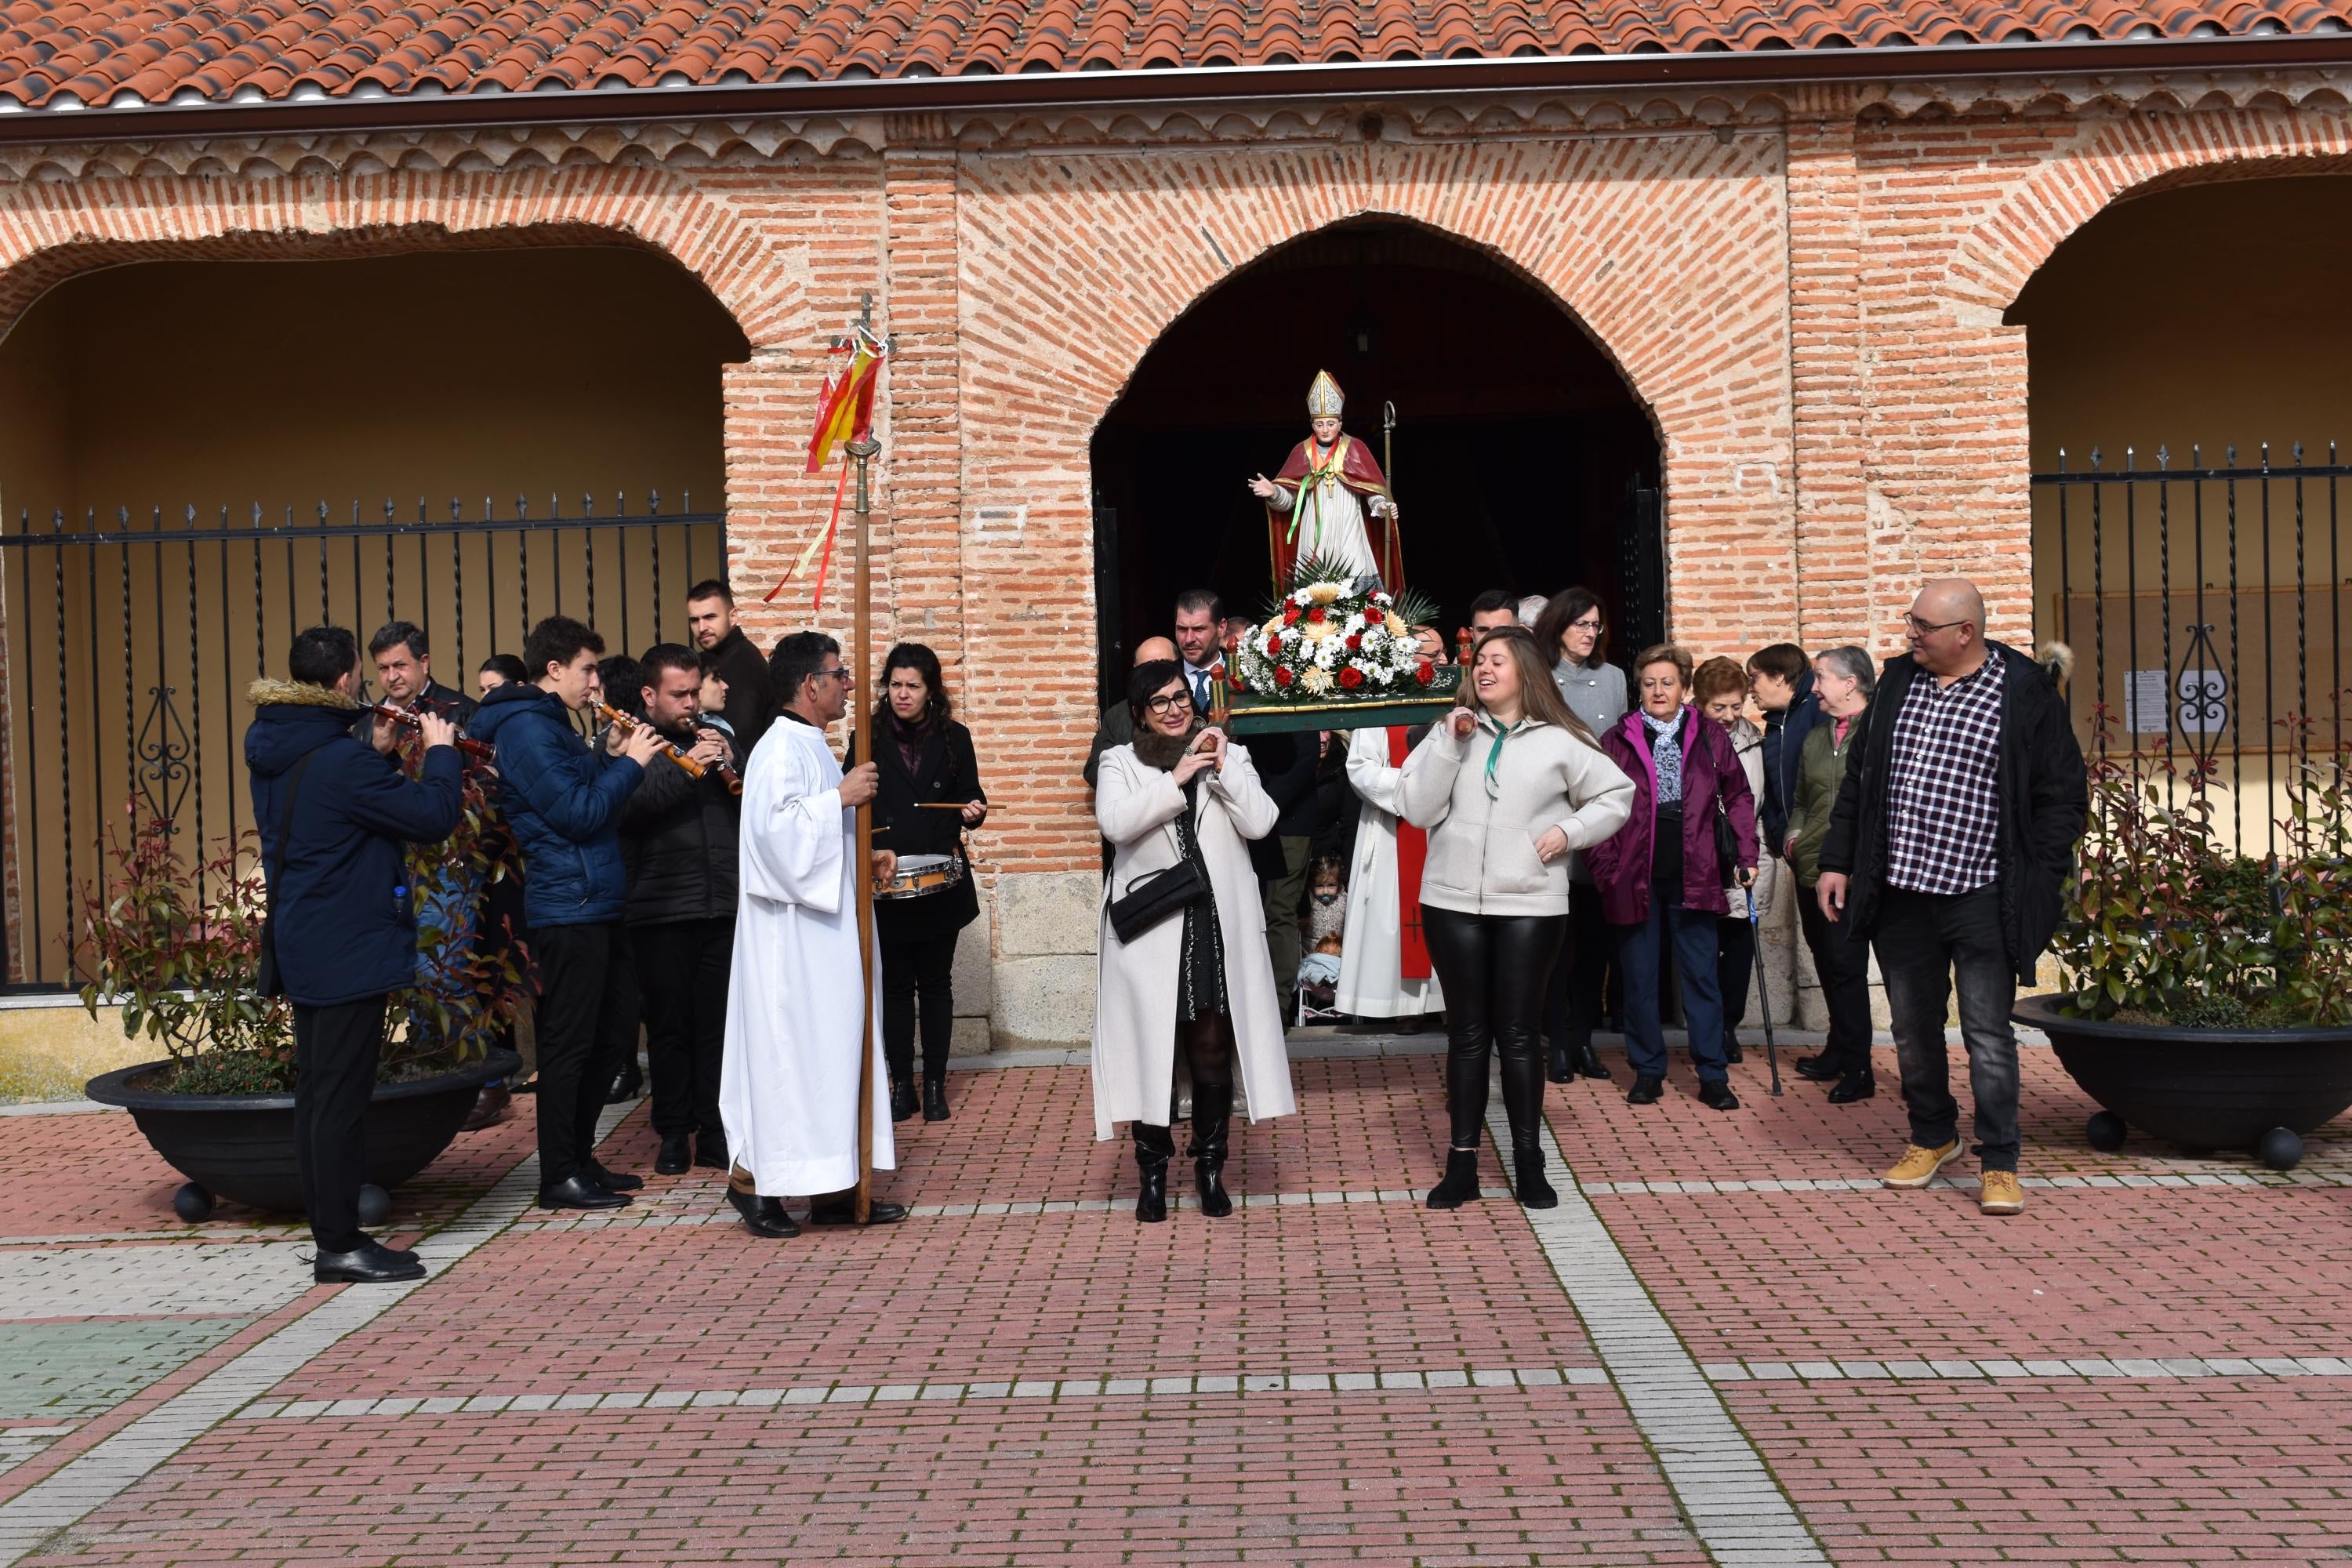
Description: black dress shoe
1546,1044,1573,1084
695,1132,729,1171
923,1074,949,1123
808,1196,910,1225
1627,1075,1665,1105
588,1160,643,1192
727,1188,800,1238
313,1239,426,1284
1698,1082,1740,1112
1573,1041,1611,1080
1793,1054,1838,1083
604,1062,644,1104
1826,1068,1876,1104
1723,1039,1746,1064
655,1133,692,1176
539,1174,631,1210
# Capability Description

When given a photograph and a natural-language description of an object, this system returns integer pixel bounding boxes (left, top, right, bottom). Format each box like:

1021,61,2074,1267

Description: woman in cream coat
1093,659,1295,1223
1399,626,1635,1212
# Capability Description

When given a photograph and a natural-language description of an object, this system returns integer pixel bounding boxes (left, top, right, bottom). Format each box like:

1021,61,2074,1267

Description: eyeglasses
815,667,851,684
1567,616,1602,632
1142,692,1190,715
1902,615,1968,637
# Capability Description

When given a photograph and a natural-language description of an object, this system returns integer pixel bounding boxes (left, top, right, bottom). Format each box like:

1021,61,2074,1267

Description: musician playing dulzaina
862,643,986,1126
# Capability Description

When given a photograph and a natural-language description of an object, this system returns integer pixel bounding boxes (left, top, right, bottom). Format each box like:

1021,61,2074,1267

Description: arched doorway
1090,219,1661,695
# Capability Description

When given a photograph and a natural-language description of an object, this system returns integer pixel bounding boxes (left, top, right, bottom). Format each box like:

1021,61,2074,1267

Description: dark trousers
292,996,389,1252
531,921,640,1187
1872,885,2020,1171
1423,905,1566,1158
1616,900,1730,1086
1261,835,1312,1023
1798,878,1875,1076
882,932,958,1082
635,918,731,1140
1715,913,1754,1053
1544,880,1617,1050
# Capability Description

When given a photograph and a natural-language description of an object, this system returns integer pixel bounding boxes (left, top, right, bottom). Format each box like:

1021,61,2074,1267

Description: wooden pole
850,429,878,1225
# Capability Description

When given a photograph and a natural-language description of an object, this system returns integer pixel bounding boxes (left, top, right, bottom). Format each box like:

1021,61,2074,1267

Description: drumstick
913,802,972,810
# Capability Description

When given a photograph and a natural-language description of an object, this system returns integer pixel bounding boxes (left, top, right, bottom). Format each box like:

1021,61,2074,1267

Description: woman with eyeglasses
1586,644,1759,1111
1091,659,1294,1222
1399,626,1635,1210
1530,588,1628,1083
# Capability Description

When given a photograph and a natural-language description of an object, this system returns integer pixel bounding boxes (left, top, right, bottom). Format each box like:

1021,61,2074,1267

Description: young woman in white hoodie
1399,626,1636,1210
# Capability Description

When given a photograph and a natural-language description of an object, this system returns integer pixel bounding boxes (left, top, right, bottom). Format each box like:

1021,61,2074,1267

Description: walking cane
1745,882,1782,1096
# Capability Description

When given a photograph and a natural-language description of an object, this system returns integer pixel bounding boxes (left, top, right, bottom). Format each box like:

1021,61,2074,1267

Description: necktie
1192,668,1210,711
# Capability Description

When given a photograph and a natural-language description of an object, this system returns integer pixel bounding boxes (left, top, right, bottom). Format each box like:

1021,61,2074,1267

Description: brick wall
0,89,2340,1023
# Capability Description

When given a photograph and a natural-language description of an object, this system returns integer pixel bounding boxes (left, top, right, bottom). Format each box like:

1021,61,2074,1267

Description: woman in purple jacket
1585,644,1759,1111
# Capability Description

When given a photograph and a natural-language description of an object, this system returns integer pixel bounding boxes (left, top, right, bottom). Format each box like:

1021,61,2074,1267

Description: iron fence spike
2293,441,2305,464
318,501,329,522
585,492,595,518
2261,441,2271,470
384,498,395,522
2226,445,2237,466
118,506,129,525
650,489,662,514
517,495,528,521
2089,447,2102,470
2157,445,2169,469
184,503,196,524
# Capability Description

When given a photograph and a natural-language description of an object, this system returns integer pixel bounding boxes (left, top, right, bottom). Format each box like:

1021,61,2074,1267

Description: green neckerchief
1483,717,1530,798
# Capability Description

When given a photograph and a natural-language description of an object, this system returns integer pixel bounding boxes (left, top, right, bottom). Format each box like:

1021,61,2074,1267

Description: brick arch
0,165,793,347
1944,108,2352,316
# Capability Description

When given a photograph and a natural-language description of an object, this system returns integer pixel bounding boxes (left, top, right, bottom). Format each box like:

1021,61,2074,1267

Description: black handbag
255,750,319,999
1108,826,1206,944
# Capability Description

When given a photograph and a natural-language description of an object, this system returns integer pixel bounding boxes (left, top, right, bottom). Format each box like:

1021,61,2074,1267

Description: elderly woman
1531,587,1629,1083
1789,645,1878,1102
1693,655,1777,1067
1092,659,1295,1223
1587,644,1759,1110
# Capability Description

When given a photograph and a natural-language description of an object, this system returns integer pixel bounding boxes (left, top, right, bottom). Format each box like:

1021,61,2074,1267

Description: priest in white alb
1336,626,1451,1023
717,629,906,1238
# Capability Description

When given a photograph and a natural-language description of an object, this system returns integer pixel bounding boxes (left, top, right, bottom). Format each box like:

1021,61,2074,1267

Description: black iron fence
0,495,727,989
2033,445,2348,857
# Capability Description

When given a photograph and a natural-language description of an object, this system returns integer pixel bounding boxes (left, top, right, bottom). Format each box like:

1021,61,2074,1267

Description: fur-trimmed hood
245,679,362,779
245,677,358,711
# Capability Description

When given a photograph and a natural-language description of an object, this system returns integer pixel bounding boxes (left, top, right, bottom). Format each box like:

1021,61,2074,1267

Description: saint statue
1248,370,1403,592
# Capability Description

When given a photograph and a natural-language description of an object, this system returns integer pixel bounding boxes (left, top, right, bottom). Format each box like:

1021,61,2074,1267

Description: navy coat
469,682,644,928
245,680,465,1008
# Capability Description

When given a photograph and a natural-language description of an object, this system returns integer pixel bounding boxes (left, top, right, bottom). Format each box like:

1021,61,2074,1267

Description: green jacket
1790,711,1858,884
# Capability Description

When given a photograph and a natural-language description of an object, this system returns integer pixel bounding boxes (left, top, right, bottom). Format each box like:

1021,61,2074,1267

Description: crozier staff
717,630,906,1239
1399,626,1634,1212
1091,659,1295,1224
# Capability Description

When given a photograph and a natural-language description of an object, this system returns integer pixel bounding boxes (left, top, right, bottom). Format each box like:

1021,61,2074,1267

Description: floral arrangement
1232,557,1445,705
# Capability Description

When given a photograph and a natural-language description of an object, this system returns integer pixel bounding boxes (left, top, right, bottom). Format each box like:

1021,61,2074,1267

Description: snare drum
877,851,965,901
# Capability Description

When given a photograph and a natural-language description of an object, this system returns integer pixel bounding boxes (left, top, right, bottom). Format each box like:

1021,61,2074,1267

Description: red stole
1390,726,1432,980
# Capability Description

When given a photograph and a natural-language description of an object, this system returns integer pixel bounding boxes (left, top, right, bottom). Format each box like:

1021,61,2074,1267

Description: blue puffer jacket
245,680,465,1008
468,683,644,928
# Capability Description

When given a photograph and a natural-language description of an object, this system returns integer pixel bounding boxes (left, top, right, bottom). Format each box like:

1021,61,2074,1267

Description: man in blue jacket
471,615,665,1210
246,626,464,1284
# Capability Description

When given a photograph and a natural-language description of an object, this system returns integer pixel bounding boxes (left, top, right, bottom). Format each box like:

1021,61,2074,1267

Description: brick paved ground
2,1037,2348,1566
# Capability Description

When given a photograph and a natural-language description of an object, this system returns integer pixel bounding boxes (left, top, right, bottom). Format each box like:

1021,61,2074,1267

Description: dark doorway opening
1091,219,1661,702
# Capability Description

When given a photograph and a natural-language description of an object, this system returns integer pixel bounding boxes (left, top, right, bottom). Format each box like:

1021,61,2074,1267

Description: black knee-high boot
1133,1123,1175,1223
1189,1082,1233,1217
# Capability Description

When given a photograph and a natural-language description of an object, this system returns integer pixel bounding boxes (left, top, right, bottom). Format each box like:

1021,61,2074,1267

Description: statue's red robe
1265,434,1402,591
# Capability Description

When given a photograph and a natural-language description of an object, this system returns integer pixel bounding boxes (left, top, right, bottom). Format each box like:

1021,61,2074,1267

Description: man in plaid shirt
1816,579,2087,1217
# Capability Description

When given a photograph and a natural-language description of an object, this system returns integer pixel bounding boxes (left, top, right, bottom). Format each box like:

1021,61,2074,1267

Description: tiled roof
0,0,2346,111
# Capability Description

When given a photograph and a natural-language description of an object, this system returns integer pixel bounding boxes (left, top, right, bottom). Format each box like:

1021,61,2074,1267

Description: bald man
1816,578,2085,1217
1083,637,1180,791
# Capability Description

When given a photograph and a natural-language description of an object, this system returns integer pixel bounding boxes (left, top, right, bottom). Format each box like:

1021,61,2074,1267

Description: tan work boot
1979,1170,2024,1215
1882,1140,1962,1188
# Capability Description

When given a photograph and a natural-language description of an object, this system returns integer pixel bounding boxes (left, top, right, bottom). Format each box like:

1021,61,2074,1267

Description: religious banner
767,328,888,609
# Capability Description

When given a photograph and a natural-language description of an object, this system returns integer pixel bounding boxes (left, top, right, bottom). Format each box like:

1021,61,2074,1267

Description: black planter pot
2016,994,2352,1169
85,1048,520,1216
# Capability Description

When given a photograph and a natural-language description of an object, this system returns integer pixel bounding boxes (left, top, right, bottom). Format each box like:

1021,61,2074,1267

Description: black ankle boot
1426,1147,1482,1210
923,1072,949,1123
1546,1042,1573,1084
1189,1083,1233,1218
1514,1147,1558,1209
1133,1123,1174,1223
888,1069,918,1123
1573,1040,1610,1080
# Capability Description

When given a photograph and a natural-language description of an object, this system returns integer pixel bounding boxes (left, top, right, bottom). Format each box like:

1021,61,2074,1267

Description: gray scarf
1641,710,1685,805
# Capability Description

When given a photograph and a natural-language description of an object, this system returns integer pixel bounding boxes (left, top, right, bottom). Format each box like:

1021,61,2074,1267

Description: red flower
1306,607,1327,624
1273,666,1294,688
1261,635,1279,659
1415,659,1436,685
1283,604,1301,626
1345,633,1363,651
1338,666,1365,690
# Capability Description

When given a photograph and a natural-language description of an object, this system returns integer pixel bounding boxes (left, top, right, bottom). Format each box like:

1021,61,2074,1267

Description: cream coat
1090,742,1297,1142
1399,715,1637,916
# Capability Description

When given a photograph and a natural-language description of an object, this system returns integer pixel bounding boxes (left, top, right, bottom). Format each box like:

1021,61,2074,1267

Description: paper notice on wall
2124,668,2170,734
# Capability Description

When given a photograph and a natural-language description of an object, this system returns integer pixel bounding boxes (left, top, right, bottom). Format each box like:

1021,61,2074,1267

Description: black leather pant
1421,906,1567,1157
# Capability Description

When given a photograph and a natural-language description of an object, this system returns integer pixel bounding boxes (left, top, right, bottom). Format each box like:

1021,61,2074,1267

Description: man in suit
371,621,477,724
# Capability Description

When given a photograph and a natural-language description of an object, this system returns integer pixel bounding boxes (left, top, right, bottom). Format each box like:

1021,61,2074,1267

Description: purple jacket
1584,706,1759,922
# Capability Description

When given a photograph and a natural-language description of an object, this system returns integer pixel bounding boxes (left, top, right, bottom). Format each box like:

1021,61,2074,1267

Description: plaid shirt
1882,646,2005,895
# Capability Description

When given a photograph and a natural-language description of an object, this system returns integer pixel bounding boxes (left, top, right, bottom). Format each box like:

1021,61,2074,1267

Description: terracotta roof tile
0,0,2344,107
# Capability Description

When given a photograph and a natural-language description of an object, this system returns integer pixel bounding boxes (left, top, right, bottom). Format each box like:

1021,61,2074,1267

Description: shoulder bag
255,749,321,999
1108,821,1205,944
